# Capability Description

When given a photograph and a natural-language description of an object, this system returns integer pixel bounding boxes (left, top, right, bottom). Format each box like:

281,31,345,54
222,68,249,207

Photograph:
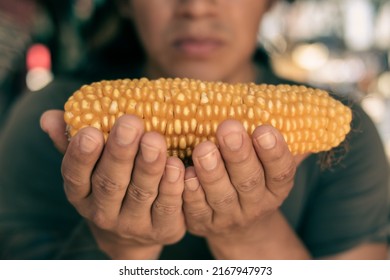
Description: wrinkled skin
41,109,307,259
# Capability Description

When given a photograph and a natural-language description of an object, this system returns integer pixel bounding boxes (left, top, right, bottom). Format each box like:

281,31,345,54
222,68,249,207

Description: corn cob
64,77,352,158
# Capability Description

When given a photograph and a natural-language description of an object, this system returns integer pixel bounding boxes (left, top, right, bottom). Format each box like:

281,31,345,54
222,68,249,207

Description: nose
175,0,218,19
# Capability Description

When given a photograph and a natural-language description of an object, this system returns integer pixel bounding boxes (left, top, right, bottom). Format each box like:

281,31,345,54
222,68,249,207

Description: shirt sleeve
299,103,389,258
0,80,107,259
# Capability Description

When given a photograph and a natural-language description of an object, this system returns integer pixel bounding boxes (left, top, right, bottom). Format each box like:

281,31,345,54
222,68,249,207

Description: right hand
41,110,186,259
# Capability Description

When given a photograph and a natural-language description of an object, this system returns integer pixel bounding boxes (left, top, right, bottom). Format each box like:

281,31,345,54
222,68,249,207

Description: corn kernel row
64,78,352,158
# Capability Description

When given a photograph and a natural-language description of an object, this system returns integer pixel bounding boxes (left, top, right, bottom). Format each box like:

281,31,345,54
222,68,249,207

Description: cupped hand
41,110,186,259
182,120,307,240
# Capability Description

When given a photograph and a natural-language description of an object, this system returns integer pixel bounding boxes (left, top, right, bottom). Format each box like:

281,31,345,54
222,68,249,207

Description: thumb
40,109,69,154
294,153,310,166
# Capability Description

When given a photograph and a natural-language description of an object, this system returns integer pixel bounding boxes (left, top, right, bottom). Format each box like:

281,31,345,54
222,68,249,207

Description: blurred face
126,0,271,83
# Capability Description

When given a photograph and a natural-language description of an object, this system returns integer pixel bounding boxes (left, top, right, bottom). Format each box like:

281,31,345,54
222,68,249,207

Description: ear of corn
64,78,352,158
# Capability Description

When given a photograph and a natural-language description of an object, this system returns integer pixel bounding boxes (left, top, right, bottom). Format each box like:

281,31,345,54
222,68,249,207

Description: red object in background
26,44,52,71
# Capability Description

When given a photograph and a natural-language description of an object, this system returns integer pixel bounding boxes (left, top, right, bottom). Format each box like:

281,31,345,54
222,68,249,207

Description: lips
173,37,224,58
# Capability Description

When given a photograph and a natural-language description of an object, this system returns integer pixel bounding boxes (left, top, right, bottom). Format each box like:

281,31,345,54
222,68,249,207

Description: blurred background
0,0,389,164
261,0,390,164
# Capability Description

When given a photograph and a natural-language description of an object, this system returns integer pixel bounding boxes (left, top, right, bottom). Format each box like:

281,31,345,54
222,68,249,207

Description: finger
151,157,186,241
294,153,310,166
90,115,144,222
252,125,297,199
183,166,213,234
215,120,266,213
40,110,69,154
61,127,104,208
191,141,240,217
120,131,167,221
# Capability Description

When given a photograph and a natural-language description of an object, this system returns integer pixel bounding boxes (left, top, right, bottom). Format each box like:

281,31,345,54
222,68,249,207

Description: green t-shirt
0,70,388,259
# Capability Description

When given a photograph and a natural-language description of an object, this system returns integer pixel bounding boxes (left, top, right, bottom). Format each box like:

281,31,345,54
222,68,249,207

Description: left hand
182,120,307,240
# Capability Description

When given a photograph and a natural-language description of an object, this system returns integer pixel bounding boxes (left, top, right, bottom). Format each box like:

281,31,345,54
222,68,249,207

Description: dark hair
73,0,145,80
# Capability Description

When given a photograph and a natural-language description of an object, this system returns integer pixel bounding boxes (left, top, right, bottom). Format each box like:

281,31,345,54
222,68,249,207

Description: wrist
100,242,163,260
88,223,163,260
206,211,310,259
206,213,275,259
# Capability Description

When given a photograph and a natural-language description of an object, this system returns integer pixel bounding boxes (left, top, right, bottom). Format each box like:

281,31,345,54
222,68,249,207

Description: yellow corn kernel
64,78,352,158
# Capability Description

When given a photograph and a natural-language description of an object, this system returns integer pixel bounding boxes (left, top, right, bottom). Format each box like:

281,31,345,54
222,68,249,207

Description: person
0,0,388,260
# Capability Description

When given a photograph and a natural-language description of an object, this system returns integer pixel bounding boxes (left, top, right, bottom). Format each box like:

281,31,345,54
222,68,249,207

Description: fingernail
115,123,137,146
223,132,243,151
185,177,200,191
165,165,181,183
79,134,98,153
198,149,218,171
140,143,160,163
256,132,276,150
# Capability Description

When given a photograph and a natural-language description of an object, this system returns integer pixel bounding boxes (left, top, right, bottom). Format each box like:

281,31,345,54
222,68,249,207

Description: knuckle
234,170,264,193
184,208,211,235
92,173,125,197
209,192,237,209
153,200,181,216
186,207,212,220
127,182,156,202
271,163,296,184
61,166,84,187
